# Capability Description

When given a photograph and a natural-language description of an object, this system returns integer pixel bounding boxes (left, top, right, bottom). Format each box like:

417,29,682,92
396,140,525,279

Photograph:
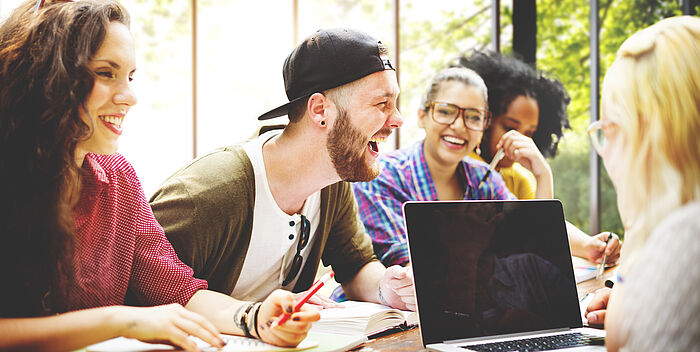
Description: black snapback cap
257,28,394,120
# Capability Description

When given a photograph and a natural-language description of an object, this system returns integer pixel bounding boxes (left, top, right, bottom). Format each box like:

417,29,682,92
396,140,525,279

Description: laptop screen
404,200,582,345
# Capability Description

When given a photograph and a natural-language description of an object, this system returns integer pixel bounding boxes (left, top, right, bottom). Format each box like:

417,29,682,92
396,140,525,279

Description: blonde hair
602,16,700,273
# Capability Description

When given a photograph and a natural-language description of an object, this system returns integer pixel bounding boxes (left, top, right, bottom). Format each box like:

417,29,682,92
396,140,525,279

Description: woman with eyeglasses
0,1,317,350
459,50,622,265
350,66,619,276
583,16,700,351
348,67,518,270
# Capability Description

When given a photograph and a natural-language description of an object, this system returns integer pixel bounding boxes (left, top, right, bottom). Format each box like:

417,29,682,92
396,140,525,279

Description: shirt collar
81,153,110,185
412,141,477,200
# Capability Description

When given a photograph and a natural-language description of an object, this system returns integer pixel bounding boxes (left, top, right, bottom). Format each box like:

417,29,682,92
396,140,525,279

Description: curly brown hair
456,50,571,160
0,0,129,317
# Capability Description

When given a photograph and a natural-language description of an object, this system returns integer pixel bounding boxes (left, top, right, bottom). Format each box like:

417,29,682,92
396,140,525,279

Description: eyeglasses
34,0,76,14
282,215,311,286
426,101,491,131
587,120,614,156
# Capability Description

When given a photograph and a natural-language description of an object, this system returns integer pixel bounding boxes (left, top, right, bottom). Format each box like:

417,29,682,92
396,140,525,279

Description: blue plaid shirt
353,141,515,267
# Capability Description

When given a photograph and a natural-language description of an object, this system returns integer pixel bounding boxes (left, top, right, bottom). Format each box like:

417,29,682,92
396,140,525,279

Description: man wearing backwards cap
150,27,415,339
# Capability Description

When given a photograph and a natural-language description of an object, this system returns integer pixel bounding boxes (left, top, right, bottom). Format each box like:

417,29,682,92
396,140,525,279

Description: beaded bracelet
235,302,255,338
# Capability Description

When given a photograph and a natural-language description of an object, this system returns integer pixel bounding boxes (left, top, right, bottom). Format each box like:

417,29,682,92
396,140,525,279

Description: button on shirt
70,153,207,310
235,131,320,301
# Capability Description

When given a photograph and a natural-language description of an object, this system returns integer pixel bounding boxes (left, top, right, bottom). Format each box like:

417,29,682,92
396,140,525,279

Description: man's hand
257,290,320,347
584,232,621,264
585,287,611,326
379,265,416,311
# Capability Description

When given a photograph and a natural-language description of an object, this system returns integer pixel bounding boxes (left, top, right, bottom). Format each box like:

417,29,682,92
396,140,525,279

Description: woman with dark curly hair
458,50,569,200
457,50,621,265
0,1,317,350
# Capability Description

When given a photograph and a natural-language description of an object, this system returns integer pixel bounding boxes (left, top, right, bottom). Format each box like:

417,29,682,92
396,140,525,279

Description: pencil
596,232,613,279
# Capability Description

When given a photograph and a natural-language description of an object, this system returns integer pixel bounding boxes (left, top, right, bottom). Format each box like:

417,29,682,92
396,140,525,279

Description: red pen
276,270,335,326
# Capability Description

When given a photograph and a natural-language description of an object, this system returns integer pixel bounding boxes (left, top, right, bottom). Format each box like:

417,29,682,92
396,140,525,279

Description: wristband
253,302,262,338
235,302,255,338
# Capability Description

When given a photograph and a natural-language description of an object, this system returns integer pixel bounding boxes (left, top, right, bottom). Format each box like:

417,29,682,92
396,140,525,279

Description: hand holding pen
275,270,335,326
255,289,321,347
595,232,620,279
478,148,505,187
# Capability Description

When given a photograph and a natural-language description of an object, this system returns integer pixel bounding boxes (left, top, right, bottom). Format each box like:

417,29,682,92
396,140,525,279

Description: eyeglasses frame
587,119,613,156
425,101,492,132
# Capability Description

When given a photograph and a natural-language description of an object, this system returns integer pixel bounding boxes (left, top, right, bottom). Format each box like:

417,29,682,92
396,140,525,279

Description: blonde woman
584,16,700,351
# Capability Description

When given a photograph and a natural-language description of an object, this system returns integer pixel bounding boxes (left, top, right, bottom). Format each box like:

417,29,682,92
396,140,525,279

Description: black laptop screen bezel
403,200,583,346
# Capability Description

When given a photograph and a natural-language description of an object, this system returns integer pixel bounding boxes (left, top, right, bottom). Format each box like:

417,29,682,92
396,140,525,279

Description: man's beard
326,107,381,182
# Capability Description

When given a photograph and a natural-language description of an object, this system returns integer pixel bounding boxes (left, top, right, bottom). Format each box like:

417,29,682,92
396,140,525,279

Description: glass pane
398,0,493,148
196,0,293,156
118,0,194,196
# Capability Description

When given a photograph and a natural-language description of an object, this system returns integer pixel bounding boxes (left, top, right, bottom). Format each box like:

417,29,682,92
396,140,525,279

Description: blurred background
2,0,698,236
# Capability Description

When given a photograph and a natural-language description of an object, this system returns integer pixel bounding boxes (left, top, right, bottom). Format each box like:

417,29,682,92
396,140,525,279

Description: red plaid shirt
70,153,207,310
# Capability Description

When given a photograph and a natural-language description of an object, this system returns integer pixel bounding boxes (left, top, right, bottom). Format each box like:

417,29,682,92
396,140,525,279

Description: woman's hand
583,232,622,264
496,130,553,198
496,130,550,178
257,289,320,347
585,287,611,326
113,303,223,352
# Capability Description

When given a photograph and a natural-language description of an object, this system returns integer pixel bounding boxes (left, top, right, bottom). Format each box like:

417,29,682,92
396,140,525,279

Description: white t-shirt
233,130,321,301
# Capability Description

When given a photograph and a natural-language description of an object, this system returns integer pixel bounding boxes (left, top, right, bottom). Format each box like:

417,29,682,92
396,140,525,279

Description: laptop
403,200,605,352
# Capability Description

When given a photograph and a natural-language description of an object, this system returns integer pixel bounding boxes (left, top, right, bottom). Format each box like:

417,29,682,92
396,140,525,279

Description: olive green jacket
150,145,377,295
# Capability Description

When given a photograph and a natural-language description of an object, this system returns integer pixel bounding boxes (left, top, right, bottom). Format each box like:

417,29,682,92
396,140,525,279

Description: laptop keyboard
462,332,604,351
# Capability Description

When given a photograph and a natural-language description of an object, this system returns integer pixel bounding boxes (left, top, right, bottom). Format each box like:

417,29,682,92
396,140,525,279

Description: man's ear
307,92,331,128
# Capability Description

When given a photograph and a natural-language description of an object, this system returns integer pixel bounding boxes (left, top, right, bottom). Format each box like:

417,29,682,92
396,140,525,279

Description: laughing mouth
369,141,378,152
100,115,124,129
442,135,467,146
368,135,388,153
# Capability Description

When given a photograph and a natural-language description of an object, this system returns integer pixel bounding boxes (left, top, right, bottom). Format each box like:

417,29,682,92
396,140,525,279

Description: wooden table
352,265,616,352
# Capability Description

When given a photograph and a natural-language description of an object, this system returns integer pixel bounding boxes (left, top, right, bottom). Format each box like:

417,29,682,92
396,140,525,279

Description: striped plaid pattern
353,141,515,267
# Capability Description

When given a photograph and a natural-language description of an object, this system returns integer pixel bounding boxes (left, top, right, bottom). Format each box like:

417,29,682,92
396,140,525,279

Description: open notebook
309,300,417,337
87,334,318,352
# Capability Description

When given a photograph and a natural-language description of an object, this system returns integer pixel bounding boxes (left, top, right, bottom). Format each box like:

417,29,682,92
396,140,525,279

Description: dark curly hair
455,50,570,159
0,0,129,317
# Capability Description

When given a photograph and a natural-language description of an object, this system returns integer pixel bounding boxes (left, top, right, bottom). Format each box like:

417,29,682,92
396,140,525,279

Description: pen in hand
596,232,613,279
478,149,505,187
275,270,335,326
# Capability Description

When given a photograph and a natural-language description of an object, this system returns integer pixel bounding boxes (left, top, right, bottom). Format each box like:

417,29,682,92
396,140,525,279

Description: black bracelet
235,303,255,338
253,302,262,339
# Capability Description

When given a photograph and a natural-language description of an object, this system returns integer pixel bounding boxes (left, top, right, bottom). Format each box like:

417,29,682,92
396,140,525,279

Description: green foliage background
397,0,694,236
122,0,697,236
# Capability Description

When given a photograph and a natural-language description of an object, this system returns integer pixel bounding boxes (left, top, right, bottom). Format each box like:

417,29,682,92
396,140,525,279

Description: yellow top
469,152,536,199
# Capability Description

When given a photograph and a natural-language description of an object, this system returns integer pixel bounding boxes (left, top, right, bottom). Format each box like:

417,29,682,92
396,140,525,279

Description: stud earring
320,120,326,126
